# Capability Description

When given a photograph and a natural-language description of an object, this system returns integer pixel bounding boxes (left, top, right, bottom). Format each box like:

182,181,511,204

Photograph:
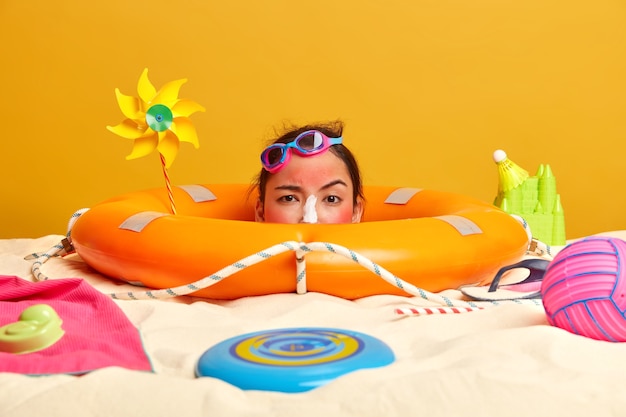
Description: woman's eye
279,195,298,203
325,195,342,204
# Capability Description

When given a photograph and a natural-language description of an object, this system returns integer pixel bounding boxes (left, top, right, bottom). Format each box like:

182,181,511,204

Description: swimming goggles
260,130,343,173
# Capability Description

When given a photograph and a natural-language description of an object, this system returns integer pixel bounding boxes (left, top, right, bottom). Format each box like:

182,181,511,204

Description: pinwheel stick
159,153,177,215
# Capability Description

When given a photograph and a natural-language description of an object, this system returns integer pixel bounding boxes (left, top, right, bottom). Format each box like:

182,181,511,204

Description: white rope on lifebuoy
25,208,90,281
511,214,554,260
27,209,545,313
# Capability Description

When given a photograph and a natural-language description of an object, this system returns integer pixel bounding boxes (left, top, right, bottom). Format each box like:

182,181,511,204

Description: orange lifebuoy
70,184,529,299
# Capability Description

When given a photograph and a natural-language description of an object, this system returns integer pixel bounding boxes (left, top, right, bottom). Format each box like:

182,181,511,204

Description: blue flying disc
195,327,395,393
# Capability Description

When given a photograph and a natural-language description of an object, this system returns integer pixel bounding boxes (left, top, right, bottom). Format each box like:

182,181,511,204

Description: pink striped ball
541,236,626,342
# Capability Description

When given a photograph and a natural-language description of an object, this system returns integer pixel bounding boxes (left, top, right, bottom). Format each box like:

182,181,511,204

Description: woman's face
255,151,363,224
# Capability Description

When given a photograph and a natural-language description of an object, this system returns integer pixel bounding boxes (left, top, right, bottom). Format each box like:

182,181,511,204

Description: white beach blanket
1,233,626,416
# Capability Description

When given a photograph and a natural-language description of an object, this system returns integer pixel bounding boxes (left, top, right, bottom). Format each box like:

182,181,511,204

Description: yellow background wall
2,0,625,239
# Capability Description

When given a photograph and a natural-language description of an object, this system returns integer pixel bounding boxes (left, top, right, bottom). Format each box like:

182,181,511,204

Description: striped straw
160,153,177,215
395,306,484,316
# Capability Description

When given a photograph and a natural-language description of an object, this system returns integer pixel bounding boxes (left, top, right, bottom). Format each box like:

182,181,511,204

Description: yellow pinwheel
107,68,205,168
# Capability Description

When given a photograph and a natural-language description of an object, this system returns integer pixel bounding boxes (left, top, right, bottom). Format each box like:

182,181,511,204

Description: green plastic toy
0,304,65,354
493,150,566,246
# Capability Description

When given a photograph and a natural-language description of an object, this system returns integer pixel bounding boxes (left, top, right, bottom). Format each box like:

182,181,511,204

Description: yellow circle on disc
234,330,361,366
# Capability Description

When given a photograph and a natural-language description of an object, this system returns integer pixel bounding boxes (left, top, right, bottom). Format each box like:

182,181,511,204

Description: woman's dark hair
251,120,364,207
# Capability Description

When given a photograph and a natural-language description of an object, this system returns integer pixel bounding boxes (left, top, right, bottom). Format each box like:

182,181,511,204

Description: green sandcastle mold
495,162,566,246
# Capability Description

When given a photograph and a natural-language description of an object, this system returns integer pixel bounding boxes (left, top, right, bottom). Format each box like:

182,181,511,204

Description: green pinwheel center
146,104,173,132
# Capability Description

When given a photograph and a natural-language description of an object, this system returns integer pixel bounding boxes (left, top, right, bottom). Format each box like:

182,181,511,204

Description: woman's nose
301,195,318,223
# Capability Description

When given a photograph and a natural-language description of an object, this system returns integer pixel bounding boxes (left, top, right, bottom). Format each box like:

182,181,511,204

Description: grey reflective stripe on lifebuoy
384,188,423,205
119,211,169,232
178,184,218,203
435,215,483,236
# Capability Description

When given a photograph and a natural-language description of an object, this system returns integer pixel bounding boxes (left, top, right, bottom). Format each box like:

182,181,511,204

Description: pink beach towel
0,275,152,375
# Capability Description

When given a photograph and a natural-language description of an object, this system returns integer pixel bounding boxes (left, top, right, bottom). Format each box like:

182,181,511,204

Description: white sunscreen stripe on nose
302,195,318,223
